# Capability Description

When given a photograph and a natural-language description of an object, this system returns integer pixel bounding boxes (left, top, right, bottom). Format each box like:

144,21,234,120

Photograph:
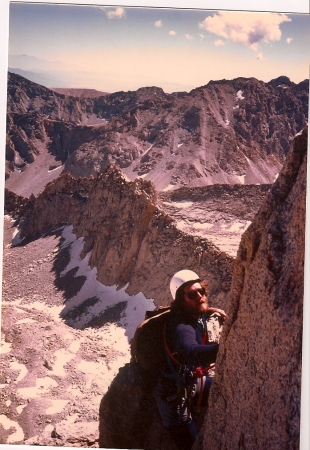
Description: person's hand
208,307,227,321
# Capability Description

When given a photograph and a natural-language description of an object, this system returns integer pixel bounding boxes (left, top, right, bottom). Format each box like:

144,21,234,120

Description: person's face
183,282,208,318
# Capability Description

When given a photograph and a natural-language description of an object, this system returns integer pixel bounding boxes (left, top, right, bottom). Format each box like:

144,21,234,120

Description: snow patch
171,201,193,209
10,361,28,383
17,377,58,399
0,415,24,443
64,414,79,424
222,221,251,232
52,349,77,377
12,228,24,246
16,404,27,414
237,175,246,184
193,222,213,230
68,340,81,353
48,165,63,173
44,424,54,433
140,144,154,158
236,90,245,100
11,299,63,323
228,222,245,232
59,226,155,339
76,337,129,391
1,334,12,354
15,318,37,324
174,220,188,231
162,184,175,192
45,400,69,414
66,385,84,398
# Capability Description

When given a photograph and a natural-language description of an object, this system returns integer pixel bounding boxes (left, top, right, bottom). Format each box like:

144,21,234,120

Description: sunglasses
185,288,206,300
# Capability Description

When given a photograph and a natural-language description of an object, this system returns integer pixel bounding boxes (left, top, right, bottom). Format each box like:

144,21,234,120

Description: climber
153,269,226,450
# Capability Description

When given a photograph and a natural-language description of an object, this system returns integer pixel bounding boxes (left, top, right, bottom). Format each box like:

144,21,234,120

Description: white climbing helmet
170,269,201,300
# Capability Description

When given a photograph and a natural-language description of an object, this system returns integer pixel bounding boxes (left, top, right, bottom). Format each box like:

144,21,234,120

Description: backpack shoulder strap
163,321,183,368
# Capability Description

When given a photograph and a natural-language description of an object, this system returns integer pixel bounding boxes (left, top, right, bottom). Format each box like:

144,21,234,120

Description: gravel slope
0,216,154,446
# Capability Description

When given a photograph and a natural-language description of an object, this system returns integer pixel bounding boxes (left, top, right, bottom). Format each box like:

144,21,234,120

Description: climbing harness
163,321,215,415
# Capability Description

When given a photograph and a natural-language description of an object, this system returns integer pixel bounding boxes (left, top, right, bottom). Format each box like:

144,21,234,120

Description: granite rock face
13,165,233,309
194,127,307,450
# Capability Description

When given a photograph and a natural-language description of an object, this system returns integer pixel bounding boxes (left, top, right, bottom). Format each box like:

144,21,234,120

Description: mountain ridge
6,71,308,193
10,164,233,309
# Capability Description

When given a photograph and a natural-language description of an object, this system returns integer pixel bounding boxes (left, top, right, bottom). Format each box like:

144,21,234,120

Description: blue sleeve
173,322,219,367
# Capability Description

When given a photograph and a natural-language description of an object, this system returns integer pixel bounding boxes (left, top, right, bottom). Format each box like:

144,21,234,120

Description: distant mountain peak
6,71,309,195
268,75,292,86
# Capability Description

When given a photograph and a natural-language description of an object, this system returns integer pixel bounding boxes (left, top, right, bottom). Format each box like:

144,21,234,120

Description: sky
7,2,310,93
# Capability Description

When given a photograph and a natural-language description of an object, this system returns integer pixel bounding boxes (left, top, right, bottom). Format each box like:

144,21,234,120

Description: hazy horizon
8,64,309,96
8,4,310,93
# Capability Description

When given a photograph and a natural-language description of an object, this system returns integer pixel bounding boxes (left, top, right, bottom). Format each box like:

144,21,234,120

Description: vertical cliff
195,127,307,450
14,165,233,308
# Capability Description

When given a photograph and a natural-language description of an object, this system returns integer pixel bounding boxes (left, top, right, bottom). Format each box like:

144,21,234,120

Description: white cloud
286,37,293,44
214,39,225,47
169,30,177,36
105,7,125,19
257,52,264,60
155,20,162,28
199,34,205,39
185,34,193,40
199,12,291,51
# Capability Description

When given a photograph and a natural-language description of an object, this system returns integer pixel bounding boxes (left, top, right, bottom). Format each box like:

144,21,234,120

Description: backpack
131,306,172,373
131,306,224,375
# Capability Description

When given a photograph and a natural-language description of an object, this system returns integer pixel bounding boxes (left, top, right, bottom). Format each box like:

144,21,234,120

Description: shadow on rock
99,363,178,450
51,237,87,302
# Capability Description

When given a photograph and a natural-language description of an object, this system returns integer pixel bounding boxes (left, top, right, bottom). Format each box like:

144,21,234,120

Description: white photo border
0,2,309,450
